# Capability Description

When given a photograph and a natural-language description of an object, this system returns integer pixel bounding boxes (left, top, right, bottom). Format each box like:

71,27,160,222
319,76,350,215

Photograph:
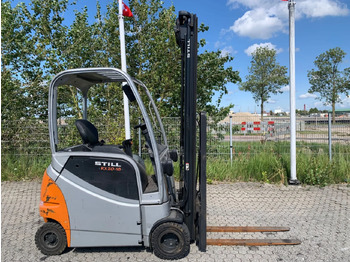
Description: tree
197,49,240,120
309,107,319,114
1,2,29,120
239,47,288,121
1,69,27,121
1,0,240,121
308,47,350,124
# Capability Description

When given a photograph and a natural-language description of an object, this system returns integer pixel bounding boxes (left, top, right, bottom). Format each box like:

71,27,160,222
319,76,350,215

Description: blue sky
167,0,350,113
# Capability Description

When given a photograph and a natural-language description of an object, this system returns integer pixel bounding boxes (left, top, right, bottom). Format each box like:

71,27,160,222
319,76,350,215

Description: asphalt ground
1,181,350,261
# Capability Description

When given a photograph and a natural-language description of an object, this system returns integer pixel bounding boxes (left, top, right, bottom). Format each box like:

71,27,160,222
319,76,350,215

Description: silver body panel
57,174,142,247
47,150,171,247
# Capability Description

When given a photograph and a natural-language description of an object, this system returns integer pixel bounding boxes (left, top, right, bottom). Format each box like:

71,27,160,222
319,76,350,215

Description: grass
2,142,350,186
204,141,350,186
1,154,51,181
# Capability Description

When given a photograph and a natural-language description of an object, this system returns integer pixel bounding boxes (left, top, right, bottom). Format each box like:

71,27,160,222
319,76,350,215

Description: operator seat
75,119,124,154
75,119,100,146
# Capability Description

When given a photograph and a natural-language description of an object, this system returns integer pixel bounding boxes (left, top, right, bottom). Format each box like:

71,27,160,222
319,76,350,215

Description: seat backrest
75,119,99,146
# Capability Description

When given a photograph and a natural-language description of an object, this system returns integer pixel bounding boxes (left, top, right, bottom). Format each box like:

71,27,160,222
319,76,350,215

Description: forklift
35,11,300,260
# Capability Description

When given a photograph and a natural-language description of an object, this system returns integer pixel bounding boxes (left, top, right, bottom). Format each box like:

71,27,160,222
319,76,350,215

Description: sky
14,0,350,113
167,0,350,113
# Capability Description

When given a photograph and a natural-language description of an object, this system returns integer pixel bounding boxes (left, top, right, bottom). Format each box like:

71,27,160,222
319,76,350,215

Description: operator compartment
51,69,175,197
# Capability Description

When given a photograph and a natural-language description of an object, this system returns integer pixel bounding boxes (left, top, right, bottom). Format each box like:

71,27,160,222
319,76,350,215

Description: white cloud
339,95,350,107
214,41,222,49
299,93,318,99
244,42,283,56
314,101,326,108
230,8,284,39
227,0,349,39
299,0,349,18
215,41,237,57
267,98,277,104
221,46,237,57
281,85,290,92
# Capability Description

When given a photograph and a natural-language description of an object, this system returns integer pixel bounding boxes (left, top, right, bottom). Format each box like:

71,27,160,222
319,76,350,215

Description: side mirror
162,160,174,176
169,150,178,162
122,84,136,102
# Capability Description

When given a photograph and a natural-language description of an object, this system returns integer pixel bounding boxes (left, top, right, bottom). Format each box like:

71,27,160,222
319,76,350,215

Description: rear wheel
35,222,67,255
151,222,190,260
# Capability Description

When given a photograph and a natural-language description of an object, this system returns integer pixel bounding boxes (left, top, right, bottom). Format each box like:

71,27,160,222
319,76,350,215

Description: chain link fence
2,115,350,160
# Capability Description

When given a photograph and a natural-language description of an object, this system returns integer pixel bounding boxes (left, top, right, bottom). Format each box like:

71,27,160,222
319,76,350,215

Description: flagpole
119,0,131,139
288,0,299,185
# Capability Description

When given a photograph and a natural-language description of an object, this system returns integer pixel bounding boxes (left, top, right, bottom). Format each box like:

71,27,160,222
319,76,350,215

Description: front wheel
35,222,67,255
151,222,190,260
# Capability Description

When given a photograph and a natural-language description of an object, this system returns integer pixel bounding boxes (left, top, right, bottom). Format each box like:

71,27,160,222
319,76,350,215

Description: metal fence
2,115,350,160
214,115,350,161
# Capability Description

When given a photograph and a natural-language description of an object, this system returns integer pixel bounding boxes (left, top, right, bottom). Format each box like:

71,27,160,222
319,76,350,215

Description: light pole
288,0,300,185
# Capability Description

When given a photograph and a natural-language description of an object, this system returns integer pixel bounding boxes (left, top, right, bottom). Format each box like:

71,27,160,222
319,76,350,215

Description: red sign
241,122,246,125
268,121,274,125
241,127,246,131
254,127,261,131
253,121,260,125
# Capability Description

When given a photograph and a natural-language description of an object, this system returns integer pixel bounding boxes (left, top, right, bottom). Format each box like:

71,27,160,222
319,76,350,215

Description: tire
151,222,190,260
35,222,67,255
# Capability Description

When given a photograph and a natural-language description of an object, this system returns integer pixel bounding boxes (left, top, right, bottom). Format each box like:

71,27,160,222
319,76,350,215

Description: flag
123,2,133,17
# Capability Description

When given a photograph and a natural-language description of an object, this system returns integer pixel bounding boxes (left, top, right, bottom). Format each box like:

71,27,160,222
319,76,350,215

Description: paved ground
2,181,350,262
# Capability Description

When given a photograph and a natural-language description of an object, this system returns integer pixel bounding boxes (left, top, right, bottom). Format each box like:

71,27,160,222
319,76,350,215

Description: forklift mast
175,11,199,242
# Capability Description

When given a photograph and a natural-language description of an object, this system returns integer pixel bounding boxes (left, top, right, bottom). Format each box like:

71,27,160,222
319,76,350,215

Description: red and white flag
123,2,133,17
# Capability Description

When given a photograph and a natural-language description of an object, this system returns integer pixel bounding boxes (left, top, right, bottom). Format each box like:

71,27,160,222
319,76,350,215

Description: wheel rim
160,232,181,253
43,232,59,248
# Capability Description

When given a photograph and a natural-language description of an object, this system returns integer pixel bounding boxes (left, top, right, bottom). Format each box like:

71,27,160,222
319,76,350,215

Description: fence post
230,116,233,165
328,113,332,161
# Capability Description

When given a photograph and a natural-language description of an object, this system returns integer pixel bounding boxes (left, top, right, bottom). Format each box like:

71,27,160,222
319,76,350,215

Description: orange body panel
39,171,71,247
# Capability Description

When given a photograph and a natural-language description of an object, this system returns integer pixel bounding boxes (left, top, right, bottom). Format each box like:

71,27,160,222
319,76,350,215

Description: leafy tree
239,47,288,121
295,109,303,116
2,0,240,122
197,50,240,120
308,47,350,123
309,107,319,114
1,0,71,119
1,69,27,121
1,2,29,120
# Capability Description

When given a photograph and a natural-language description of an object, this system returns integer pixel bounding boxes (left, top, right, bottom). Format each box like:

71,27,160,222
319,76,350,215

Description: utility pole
288,0,300,185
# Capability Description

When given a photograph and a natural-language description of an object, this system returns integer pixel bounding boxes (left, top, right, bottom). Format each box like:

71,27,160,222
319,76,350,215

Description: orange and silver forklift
35,11,206,260
35,11,299,260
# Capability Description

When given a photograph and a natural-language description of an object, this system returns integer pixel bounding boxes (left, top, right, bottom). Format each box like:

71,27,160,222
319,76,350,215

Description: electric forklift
35,11,206,260
35,11,300,260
